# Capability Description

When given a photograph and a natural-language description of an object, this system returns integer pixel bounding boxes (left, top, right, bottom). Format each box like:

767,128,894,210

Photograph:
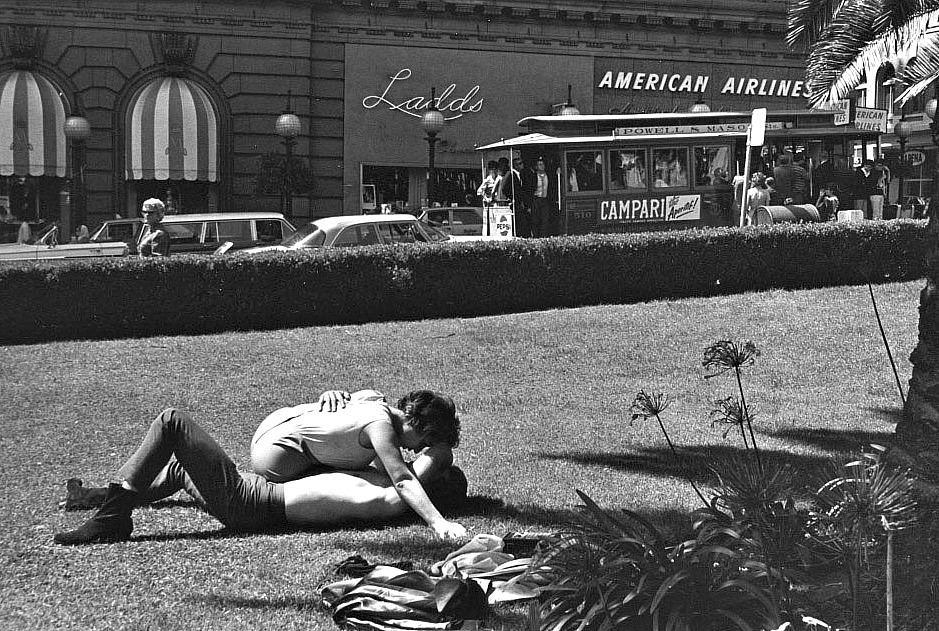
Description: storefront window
362,165,410,212
694,145,732,187
566,151,603,192
433,168,484,207
651,148,689,188
609,149,647,190
905,146,936,202
133,182,213,216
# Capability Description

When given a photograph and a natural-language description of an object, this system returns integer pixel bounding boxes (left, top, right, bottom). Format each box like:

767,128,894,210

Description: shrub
0,220,928,343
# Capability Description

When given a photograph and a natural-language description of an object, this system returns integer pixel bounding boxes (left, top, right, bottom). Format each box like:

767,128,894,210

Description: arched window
875,63,896,115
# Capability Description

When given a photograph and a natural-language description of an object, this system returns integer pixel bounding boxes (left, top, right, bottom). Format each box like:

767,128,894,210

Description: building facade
0,0,805,234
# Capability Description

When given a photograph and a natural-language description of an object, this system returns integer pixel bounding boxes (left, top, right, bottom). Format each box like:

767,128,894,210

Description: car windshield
35,224,60,245
280,222,326,248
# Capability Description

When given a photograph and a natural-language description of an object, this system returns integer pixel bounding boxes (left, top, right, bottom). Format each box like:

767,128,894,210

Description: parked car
418,206,484,236
243,213,450,253
0,223,128,261
91,212,295,255
89,218,143,253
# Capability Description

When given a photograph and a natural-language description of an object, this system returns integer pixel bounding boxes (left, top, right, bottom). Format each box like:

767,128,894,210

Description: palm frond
816,10,939,106
787,0,853,50
896,13,939,102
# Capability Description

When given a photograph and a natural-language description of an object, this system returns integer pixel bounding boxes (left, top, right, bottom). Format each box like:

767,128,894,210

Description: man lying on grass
54,407,467,545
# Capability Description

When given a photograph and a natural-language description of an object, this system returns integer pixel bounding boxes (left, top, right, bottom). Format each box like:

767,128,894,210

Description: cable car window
566,151,603,192
609,149,647,190
694,145,733,188
651,148,689,189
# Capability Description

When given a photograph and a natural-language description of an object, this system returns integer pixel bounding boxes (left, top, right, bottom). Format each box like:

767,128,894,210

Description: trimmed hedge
0,219,932,344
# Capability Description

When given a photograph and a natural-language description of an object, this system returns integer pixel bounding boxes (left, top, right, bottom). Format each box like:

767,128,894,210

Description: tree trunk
897,202,939,491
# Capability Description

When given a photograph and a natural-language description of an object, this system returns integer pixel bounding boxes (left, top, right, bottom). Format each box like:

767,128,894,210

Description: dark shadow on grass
768,426,896,453
865,405,906,425
536,445,845,487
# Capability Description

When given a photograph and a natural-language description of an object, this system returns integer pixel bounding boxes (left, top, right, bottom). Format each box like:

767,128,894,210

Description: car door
256,219,291,244
331,224,381,247
376,221,419,244
204,220,255,252
451,208,484,236
163,221,205,253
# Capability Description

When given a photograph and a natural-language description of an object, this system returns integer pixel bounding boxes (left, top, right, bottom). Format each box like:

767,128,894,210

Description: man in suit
530,157,558,237
515,156,536,238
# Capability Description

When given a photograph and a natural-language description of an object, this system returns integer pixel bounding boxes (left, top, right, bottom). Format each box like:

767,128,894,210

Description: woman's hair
396,390,461,447
750,172,766,188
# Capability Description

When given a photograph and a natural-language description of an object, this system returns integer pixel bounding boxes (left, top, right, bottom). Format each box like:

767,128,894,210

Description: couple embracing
55,389,468,545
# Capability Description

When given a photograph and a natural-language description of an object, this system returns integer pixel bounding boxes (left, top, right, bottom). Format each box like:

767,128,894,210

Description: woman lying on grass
249,389,464,539
54,407,468,545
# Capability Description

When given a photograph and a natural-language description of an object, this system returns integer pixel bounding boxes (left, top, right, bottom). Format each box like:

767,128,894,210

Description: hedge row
0,219,933,344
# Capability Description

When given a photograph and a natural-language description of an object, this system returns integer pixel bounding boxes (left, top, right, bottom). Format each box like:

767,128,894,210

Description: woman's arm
363,421,466,539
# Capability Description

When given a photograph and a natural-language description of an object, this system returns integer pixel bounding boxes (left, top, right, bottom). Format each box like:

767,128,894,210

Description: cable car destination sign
613,122,786,136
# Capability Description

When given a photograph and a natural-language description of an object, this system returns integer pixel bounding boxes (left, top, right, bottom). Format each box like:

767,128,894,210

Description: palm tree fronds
896,15,939,102
807,10,936,107
787,0,853,50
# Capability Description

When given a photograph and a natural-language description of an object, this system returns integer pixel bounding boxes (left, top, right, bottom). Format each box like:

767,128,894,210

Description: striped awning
0,70,67,177
126,77,218,182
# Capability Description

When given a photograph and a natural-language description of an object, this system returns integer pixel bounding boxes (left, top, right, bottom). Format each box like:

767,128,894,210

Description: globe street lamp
558,84,580,116
275,95,301,220
63,114,91,233
420,87,445,207
894,117,913,215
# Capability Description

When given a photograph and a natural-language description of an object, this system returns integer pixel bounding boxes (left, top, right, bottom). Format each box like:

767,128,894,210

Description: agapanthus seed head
630,390,670,422
702,340,761,378
708,395,755,437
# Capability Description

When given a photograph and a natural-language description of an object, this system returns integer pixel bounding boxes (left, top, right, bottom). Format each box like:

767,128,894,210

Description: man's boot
59,478,109,511
54,483,137,545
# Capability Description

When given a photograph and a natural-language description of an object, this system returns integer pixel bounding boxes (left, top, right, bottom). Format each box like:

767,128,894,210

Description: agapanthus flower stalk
709,395,753,448
630,390,708,506
703,340,762,470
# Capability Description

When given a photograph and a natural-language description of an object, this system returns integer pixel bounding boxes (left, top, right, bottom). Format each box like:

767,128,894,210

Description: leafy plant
535,490,783,631
254,151,315,196
810,445,917,631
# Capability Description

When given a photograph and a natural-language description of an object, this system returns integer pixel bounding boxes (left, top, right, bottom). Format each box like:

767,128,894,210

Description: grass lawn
0,279,931,630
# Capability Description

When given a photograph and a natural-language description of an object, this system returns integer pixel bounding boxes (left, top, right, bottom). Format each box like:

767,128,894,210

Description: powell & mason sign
613,122,787,136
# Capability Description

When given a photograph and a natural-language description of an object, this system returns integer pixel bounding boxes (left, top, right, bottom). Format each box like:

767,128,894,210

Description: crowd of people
745,149,902,226
476,155,559,238
55,388,469,545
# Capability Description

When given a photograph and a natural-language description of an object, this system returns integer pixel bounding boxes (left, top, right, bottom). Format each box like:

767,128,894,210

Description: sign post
739,107,767,227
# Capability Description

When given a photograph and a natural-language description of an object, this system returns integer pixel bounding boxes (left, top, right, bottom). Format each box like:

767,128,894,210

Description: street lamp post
63,114,91,233
275,95,301,220
894,117,913,216
926,88,939,220
420,87,445,207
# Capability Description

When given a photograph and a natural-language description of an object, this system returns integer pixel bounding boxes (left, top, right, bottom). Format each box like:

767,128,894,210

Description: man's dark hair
423,466,468,514
396,390,461,447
